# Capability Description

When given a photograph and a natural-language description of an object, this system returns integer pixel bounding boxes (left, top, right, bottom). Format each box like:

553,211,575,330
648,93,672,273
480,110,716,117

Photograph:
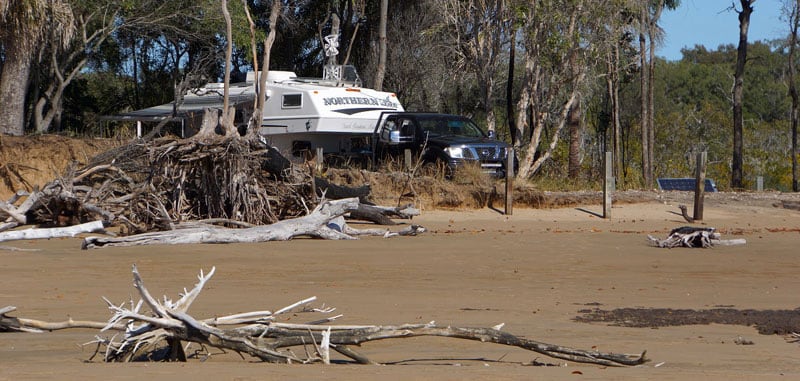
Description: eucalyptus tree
637,0,680,188
112,0,231,111
32,0,222,133
430,0,509,136
513,0,599,179
2,0,230,135
373,0,388,91
380,0,456,112
0,0,74,136
783,0,799,192
589,0,638,182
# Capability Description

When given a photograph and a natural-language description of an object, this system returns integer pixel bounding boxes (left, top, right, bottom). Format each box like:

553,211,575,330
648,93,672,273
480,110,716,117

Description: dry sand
2,193,800,380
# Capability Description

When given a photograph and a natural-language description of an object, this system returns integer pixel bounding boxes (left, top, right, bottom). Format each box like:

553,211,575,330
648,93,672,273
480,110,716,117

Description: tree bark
639,8,651,188
374,0,388,91
0,40,32,136
647,4,664,190
732,1,753,189
507,28,517,146
606,41,623,180
0,221,106,242
247,1,281,136
567,93,582,178
221,0,233,132
789,0,800,192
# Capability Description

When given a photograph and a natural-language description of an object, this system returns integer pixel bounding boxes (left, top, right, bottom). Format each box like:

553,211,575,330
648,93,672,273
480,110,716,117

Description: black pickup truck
370,112,514,177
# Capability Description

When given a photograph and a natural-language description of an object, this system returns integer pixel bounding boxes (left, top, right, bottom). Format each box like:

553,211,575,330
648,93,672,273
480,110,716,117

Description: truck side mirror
389,130,401,144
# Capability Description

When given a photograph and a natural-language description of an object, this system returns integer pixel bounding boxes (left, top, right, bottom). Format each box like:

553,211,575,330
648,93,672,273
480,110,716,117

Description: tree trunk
507,29,517,146
639,11,651,188
789,0,800,192
567,95,582,178
520,73,586,174
374,0,388,91
484,73,497,136
34,54,89,133
647,6,663,190
612,49,623,182
513,53,535,152
0,41,32,136
732,0,753,189
221,0,233,131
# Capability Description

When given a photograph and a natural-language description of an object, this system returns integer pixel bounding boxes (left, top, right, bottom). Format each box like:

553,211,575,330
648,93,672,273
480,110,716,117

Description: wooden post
693,151,707,221
505,148,514,215
316,147,324,173
404,149,412,171
756,176,764,191
603,151,613,219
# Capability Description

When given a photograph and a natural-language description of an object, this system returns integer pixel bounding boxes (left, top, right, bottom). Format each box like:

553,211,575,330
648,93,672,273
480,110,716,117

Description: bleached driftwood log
2,266,648,367
348,203,420,225
105,266,646,365
0,306,125,333
82,198,424,249
0,221,106,242
647,226,747,248
0,190,39,233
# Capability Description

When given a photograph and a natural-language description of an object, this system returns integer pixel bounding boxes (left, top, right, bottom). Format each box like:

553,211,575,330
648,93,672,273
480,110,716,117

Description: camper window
282,94,302,108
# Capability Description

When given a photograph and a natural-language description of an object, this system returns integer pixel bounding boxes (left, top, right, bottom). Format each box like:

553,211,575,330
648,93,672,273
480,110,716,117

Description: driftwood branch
648,226,747,248
347,203,420,225
3,267,648,367
82,198,424,249
0,220,107,242
0,306,126,333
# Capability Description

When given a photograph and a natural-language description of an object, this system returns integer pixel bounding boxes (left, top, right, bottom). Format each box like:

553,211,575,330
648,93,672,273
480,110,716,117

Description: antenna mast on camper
323,13,343,84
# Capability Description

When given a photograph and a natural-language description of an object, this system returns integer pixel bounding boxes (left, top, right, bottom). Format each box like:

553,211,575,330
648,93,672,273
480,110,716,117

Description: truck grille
472,146,503,161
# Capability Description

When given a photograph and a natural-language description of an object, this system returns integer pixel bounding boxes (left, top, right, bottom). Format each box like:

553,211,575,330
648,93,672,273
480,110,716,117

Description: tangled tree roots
1,130,336,235
75,134,309,233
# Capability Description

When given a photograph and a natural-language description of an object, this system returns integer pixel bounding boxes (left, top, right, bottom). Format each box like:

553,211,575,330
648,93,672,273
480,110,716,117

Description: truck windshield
419,117,485,138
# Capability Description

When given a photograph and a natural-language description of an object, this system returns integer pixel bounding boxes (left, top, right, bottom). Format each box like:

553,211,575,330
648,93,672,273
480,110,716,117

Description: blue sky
658,0,786,61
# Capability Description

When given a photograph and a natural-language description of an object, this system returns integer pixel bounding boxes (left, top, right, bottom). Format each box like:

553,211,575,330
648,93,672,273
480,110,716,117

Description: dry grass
322,162,546,211
0,135,125,198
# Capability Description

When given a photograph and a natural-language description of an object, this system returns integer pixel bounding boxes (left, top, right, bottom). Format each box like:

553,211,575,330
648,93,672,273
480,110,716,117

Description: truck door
397,118,415,146
377,116,415,155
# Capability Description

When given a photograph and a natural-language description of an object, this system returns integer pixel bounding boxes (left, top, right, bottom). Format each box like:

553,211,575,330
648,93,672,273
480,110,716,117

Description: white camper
254,67,405,160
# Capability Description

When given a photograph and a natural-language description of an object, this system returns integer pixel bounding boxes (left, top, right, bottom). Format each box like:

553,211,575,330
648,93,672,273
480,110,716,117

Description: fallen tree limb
0,222,20,233
0,306,125,333
314,177,372,204
0,200,27,224
0,220,107,242
647,226,747,248
780,200,800,211
3,266,648,367
82,198,423,249
347,203,420,225
1,190,40,231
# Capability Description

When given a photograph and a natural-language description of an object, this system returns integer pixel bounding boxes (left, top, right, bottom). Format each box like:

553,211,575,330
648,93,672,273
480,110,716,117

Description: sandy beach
2,192,800,380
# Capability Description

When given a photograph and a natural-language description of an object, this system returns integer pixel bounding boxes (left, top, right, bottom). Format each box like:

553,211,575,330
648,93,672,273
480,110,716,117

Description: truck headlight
445,146,465,159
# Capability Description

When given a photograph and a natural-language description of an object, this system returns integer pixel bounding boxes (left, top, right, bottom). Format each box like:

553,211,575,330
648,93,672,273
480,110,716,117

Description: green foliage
651,42,793,191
